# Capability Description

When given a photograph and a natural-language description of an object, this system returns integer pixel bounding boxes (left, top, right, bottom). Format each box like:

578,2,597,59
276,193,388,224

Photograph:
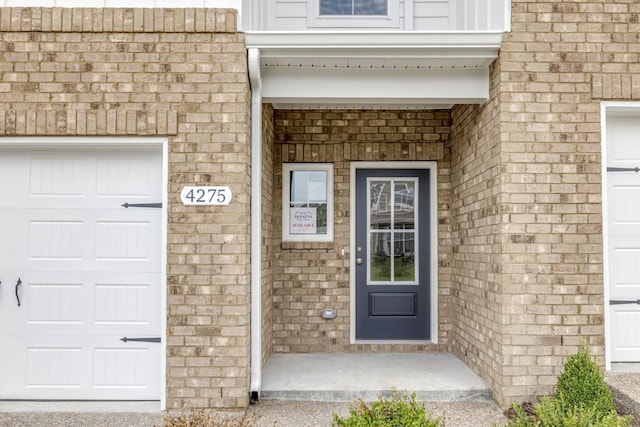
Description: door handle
356,258,363,265
15,278,22,307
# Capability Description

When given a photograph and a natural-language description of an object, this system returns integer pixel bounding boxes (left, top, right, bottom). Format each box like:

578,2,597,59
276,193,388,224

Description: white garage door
0,145,162,400
607,114,640,362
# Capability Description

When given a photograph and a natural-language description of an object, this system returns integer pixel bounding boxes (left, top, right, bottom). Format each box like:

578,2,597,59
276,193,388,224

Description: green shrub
555,345,616,416
507,396,631,427
504,345,632,427
332,390,442,427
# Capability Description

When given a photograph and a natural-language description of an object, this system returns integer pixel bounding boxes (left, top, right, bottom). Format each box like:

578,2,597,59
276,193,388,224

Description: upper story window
309,0,399,28
320,0,388,16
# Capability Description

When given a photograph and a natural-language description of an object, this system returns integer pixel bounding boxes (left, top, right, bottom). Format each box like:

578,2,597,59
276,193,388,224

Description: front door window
368,179,416,283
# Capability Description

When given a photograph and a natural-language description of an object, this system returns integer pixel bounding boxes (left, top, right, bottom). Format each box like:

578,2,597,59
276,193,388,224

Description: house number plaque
181,186,232,206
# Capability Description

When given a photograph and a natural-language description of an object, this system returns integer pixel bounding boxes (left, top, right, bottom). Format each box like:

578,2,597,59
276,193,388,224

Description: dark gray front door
355,169,430,340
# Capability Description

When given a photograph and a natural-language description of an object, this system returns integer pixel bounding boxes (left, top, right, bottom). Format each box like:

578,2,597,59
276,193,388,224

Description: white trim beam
246,31,503,51
261,67,490,105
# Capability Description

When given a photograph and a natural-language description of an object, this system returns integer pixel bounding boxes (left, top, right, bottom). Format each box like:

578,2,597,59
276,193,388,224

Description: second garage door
0,144,163,400
607,113,640,362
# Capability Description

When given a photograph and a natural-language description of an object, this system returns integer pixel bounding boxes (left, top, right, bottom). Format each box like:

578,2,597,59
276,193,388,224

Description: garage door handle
15,278,21,307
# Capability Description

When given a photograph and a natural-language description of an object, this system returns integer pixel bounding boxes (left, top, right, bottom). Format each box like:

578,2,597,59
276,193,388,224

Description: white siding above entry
244,0,510,31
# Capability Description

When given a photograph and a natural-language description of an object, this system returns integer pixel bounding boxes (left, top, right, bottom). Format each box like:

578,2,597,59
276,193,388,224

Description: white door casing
0,144,163,399
604,107,640,363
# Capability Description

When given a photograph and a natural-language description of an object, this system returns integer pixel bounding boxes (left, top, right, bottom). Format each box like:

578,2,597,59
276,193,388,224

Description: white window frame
282,163,334,242
307,0,400,28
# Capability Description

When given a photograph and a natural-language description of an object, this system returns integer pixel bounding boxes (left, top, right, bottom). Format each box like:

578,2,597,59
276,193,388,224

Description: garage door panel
96,157,157,198
609,237,640,299
6,211,161,272
0,150,161,210
95,220,156,262
0,273,159,335
610,307,640,362
94,282,156,325
609,116,640,160
0,145,162,400
0,335,160,400
608,174,640,236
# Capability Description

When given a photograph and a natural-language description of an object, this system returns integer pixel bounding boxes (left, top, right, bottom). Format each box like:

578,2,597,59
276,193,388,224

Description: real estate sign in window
283,163,334,242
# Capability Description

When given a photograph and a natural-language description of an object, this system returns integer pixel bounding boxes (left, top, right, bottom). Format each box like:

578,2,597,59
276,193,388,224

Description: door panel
355,169,430,340
0,147,162,399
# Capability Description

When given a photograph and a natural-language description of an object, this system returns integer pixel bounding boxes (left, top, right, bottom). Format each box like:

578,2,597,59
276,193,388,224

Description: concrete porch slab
260,352,492,402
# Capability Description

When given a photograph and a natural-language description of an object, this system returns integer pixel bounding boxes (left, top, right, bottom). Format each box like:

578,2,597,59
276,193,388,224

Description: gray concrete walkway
606,365,640,427
6,354,640,426
0,352,503,426
261,352,492,402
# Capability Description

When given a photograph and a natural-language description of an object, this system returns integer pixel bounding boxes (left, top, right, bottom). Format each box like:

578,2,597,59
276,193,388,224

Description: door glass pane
370,233,391,282
367,176,419,285
394,181,415,229
370,181,391,230
394,232,415,282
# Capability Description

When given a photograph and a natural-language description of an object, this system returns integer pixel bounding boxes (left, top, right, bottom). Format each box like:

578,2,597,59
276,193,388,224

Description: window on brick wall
308,0,399,28
282,163,334,242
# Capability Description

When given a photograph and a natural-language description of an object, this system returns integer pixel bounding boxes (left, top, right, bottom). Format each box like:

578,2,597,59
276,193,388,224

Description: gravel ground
248,399,509,426
0,399,509,427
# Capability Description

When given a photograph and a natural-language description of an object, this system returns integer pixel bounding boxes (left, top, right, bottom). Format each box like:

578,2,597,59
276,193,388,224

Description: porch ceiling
245,31,503,109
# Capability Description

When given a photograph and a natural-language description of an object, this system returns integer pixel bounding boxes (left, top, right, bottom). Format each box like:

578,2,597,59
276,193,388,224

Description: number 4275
180,186,232,206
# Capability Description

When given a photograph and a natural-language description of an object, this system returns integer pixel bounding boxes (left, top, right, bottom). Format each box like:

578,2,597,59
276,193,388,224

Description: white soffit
245,31,502,108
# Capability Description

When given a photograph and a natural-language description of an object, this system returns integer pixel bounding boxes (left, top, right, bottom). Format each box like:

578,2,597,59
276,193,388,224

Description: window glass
367,177,418,284
283,164,334,242
289,170,328,235
320,0,388,16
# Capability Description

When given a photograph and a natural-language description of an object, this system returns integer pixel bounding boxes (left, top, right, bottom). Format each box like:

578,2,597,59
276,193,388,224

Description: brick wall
271,110,453,353
0,7,251,409
261,104,275,366
450,61,505,404
485,0,633,406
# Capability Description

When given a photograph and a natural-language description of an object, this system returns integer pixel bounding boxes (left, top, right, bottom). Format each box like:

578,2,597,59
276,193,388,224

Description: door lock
356,258,363,265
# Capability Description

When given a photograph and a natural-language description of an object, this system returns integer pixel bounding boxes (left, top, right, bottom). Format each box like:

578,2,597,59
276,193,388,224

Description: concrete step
260,352,492,402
